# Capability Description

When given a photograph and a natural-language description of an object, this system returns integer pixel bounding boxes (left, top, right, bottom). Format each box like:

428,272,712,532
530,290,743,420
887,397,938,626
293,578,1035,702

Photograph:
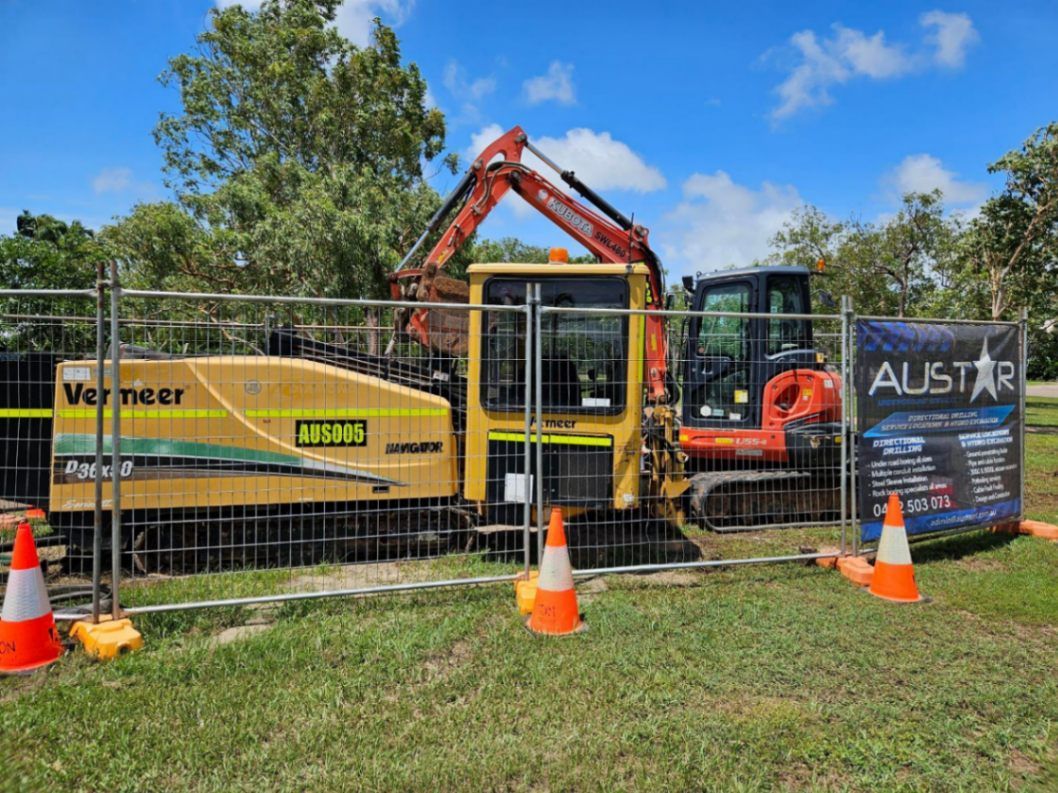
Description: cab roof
694,265,809,283
467,262,651,277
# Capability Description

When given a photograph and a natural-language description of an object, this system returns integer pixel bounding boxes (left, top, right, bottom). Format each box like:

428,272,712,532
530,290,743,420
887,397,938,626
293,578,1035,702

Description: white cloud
92,167,133,194
333,0,411,47
920,10,979,68
523,61,576,105
771,25,911,120
214,1,412,47
769,11,977,120
883,153,985,205
467,125,665,193
443,61,496,103
663,172,803,271
834,25,912,78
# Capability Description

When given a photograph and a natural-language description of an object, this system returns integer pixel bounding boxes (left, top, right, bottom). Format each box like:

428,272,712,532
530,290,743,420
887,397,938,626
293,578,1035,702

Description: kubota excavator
389,125,844,530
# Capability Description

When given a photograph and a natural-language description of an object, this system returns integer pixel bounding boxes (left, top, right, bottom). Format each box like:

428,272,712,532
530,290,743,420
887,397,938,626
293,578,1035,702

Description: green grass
1,430,1057,791
1027,396,1058,428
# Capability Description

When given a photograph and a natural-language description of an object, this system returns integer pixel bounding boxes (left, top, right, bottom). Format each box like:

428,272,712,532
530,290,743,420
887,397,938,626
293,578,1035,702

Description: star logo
969,337,998,402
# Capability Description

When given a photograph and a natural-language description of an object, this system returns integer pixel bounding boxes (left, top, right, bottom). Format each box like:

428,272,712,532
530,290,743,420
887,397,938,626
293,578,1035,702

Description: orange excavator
387,125,673,404
388,125,843,530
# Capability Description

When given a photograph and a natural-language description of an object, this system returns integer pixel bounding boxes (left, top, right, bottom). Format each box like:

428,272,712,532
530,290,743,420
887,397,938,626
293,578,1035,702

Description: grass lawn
2,401,1057,791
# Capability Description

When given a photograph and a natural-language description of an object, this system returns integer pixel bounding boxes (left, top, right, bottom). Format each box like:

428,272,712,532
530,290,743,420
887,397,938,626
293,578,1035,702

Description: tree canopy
106,0,452,299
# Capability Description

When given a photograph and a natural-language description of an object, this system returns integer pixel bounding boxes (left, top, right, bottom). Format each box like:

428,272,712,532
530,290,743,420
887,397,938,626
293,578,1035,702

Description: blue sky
2,1,1056,277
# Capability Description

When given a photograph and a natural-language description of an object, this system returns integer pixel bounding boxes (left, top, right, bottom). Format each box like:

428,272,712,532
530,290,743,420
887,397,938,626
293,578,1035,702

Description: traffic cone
0,522,63,672
868,493,923,603
526,508,585,636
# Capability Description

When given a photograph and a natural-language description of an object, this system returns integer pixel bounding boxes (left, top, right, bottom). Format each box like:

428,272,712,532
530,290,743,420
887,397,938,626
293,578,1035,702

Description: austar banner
856,320,1023,542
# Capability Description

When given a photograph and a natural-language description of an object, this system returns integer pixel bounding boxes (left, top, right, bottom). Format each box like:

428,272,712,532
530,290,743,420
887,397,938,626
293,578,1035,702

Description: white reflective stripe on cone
877,521,913,566
538,545,575,592
1,566,53,622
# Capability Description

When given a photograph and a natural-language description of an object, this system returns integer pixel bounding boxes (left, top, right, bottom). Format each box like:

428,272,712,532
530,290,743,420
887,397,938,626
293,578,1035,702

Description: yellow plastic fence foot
1019,520,1058,541
70,615,143,660
514,571,539,615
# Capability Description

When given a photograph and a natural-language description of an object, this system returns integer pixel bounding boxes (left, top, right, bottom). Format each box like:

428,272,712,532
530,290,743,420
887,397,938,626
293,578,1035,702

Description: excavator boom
390,126,671,403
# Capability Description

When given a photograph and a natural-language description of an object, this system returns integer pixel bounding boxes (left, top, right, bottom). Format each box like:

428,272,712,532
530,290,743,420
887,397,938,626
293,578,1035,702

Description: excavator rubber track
687,469,843,532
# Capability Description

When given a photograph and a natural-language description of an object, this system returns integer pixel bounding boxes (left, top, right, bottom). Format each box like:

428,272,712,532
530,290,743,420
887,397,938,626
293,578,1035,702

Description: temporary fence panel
851,316,1026,547
78,289,537,611
531,295,851,577
0,288,103,615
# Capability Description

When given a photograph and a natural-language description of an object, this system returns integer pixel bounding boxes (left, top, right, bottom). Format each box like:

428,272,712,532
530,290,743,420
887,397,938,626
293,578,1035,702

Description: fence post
839,296,850,556
91,262,107,623
846,299,859,557
533,284,545,558
108,261,123,620
522,289,533,575
1019,306,1028,521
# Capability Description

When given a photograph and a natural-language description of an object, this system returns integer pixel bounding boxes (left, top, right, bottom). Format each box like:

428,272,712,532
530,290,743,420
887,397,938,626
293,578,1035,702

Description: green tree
1,211,102,290
960,123,1058,321
768,194,955,316
0,211,103,351
108,0,450,300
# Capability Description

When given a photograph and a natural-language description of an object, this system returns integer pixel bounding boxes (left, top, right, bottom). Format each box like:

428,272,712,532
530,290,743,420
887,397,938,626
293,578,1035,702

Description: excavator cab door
682,269,816,432
683,279,758,428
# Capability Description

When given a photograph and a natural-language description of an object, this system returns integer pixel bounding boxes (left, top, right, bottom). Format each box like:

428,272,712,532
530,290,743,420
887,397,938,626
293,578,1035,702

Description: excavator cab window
766,276,810,354
692,281,752,422
481,277,627,414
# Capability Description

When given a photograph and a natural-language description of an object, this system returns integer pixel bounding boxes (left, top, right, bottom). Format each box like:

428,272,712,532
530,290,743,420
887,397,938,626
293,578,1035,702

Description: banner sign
856,320,1022,542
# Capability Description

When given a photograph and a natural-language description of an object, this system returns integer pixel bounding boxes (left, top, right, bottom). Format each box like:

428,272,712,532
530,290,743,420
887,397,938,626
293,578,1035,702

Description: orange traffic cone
0,522,63,673
868,493,923,603
526,508,585,636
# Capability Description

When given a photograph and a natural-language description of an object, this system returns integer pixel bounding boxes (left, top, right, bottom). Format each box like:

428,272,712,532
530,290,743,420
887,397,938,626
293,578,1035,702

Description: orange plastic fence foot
837,556,875,587
1019,520,1058,541
989,521,1021,535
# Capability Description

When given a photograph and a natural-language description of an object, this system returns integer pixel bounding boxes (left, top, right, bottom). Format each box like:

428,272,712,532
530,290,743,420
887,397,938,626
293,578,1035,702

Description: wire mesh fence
0,278,1030,618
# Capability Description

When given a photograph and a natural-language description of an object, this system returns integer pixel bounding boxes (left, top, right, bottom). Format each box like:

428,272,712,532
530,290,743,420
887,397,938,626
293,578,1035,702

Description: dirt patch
421,638,474,682
578,576,609,596
1009,748,1041,778
210,623,273,647
286,561,408,593
956,557,1006,572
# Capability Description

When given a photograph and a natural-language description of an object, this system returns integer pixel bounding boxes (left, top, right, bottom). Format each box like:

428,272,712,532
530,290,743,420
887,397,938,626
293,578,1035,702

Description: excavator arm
389,125,671,404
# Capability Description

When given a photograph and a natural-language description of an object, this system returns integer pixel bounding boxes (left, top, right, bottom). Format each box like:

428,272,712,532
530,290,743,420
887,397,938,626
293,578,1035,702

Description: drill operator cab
463,263,651,523
679,266,842,468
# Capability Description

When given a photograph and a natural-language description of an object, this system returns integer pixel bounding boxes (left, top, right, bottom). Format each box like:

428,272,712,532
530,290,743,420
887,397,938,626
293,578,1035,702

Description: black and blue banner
856,320,1022,542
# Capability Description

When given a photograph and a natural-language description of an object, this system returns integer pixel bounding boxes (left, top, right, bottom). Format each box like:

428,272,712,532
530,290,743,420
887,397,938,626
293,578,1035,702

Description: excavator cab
680,266,842,467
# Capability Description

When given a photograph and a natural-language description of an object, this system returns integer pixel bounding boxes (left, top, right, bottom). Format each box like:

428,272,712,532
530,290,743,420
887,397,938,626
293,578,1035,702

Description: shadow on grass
910,529,1016,565
472,512,704,571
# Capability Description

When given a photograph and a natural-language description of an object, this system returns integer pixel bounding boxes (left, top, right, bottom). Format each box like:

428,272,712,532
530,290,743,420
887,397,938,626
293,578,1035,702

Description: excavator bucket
421,275,471,356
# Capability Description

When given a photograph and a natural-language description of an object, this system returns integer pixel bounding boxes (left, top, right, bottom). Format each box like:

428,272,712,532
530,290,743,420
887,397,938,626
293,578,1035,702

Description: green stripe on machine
488,431,613,448
0,408,54,418
54,433,301,466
